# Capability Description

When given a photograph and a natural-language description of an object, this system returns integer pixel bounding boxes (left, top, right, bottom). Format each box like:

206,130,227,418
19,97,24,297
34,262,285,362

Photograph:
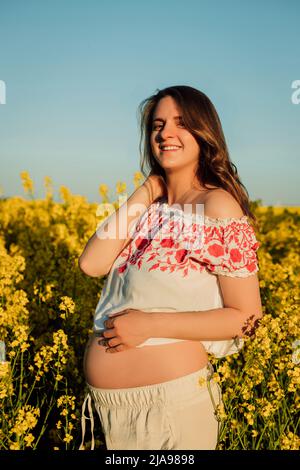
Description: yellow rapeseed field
0,171,299,450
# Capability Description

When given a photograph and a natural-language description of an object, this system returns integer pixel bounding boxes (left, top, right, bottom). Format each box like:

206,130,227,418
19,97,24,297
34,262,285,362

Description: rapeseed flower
20,171,34,196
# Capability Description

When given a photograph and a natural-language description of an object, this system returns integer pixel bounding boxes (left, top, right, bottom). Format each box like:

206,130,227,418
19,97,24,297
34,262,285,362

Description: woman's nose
159,124,176,139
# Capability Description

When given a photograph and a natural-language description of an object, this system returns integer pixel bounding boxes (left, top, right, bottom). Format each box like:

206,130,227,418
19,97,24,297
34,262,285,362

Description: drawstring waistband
79,392,95,450
79,362,221,450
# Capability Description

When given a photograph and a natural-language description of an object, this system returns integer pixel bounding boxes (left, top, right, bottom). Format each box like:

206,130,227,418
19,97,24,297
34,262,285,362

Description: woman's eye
153,123,185,131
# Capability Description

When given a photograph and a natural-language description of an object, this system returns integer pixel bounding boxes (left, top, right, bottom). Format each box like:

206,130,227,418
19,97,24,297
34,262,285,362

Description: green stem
23,376,38,407
255,421,269,449
33,381,58,449
64,378,69,450
18,350,24,403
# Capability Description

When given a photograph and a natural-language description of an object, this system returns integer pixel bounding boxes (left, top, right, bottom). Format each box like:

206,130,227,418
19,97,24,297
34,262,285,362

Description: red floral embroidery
207,243,225,258
161,238,175,248
230,248,242,263
116,202,260,278
118,264,127,274
201,219,260,276
135,237,149,250
175,249,188,263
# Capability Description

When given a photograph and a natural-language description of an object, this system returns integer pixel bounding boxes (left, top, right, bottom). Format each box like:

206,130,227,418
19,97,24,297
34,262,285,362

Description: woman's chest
116,216,206,278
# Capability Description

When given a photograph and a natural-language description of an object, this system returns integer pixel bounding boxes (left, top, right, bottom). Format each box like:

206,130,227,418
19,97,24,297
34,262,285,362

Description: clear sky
0,0,299,206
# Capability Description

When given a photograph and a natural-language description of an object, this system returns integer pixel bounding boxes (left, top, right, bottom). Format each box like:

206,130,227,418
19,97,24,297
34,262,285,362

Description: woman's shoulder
198,187,244,219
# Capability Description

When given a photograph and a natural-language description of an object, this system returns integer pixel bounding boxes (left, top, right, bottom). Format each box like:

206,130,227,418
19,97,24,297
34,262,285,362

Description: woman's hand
97,309,152,353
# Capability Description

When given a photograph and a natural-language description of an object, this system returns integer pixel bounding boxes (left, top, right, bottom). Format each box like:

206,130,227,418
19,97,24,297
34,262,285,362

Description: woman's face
150,95,200,172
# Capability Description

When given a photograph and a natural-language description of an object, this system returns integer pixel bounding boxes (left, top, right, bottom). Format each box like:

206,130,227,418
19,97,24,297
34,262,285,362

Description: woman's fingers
104,319,114,329
99,335,122,347
101,329,116,340
107,337,120,347
106,344,125,353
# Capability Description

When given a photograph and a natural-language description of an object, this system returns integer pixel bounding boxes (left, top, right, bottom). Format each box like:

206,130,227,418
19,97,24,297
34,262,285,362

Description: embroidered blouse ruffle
93,197,260,357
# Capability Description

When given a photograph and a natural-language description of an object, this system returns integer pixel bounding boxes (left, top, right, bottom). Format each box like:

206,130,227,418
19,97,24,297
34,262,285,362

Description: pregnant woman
78,85,263,450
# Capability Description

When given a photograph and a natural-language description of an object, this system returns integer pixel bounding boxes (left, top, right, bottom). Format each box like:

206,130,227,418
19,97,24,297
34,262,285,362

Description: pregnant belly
83,333,209,388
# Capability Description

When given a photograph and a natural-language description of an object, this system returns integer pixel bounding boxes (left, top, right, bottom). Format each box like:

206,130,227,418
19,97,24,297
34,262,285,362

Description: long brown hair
137,85,258,228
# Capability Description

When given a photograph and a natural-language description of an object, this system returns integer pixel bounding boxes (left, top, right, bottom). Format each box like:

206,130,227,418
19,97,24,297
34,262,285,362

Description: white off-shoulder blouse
93,195,260,358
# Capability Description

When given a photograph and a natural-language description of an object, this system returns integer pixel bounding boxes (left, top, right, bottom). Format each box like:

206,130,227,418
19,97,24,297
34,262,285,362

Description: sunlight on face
150,96,200,172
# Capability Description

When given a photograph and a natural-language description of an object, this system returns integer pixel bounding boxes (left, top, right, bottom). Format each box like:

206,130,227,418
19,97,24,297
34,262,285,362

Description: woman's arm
148,274,263,342
99,275,263,351
78,175,166,277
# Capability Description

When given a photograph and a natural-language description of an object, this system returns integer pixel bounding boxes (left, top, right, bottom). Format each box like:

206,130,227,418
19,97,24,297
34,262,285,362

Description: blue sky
0,0,299,206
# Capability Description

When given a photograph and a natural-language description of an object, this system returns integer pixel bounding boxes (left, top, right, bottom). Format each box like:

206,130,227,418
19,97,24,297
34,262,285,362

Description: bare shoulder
199,188,244,219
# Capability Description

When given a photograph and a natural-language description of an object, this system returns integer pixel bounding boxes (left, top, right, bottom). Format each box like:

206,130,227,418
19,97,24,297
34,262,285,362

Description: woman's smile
160,147,182,153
